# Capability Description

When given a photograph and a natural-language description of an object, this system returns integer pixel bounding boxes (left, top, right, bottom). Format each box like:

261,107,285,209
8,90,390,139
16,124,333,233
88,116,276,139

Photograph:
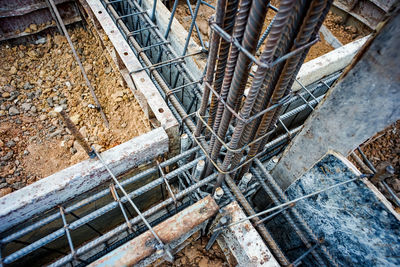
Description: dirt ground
357,120,400,208
0,26,151,197
173,2,370,63
156,236,228,267
324,11,365,45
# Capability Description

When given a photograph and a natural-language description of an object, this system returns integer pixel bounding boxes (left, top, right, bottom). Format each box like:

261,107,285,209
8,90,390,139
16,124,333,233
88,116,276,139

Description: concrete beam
90,195,219,266
217,201,280,267
0,127,169,233
272,9,400,191
292,35,369,91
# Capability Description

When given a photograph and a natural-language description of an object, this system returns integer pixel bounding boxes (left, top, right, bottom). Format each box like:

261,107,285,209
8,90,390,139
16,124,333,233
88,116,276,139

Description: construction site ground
174,1,365,62
0,2,398,267
0,26,151,197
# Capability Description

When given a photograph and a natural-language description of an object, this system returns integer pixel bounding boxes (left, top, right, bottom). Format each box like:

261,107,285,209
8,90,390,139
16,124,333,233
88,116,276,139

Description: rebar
214,0,296,187
205,0,270,177
47,0,109,127
224,174,290,265
241,0,332,175
194,0,227,138
254,159,339,265
251,164,326,265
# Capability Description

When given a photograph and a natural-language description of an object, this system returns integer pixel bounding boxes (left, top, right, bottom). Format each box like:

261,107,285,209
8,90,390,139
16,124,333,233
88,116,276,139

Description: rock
39,114,47,121
34,37,47,45
23,82,34,90
27,176,36,185
79,126,87,138
23,150,30,156
111,91,124,101
10,66,17,75
2,92,10,98
30,105,37,113
11,182,25,190
1,151,13,161
0,187,12,197
70,114,80,125
49,129,62,138
29,24,38,31
8,106,19,116
48,110,58,118
84,64,93,73
21,102,32,112
105,67,112,74
345,25,357,34
92,144,103,152
0,183,7,189
70,147,77,154
0,140,3,147
66,139,74,148
6,140,16,148
47,97,53,105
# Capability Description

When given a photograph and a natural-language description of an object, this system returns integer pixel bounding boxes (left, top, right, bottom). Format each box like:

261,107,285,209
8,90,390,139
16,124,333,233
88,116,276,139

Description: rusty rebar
55,106,95,158
193,0,227,138
214,0,297,187
205,0,270,177
206,0,240,129
241,0,331,175
224,174,290,266
47,0,109,128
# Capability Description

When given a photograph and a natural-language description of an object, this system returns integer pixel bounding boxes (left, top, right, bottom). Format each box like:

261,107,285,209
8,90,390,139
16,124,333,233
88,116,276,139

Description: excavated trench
0,0,398,266
0,24,152,197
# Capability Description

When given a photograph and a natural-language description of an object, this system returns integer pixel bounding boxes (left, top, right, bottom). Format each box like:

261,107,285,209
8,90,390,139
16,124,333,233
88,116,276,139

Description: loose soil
173,4,372,63
324,11,366,45
358,120,400,208
0,26,151,197
156,236,228,267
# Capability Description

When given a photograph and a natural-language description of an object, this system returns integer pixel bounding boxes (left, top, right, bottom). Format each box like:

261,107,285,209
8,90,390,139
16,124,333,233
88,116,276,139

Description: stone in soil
0,26,151,196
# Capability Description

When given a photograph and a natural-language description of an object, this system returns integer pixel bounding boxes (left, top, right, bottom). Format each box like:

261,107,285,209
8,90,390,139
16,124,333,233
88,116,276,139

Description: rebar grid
0,0,348,265
0,73,337,266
